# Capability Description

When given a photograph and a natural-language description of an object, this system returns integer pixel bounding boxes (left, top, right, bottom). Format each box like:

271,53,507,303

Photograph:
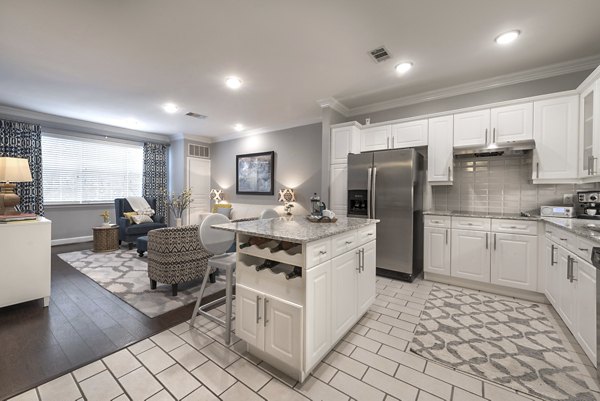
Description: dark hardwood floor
0,242,224,401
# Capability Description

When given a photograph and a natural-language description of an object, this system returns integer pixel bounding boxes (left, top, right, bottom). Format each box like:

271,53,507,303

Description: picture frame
236,151,275,195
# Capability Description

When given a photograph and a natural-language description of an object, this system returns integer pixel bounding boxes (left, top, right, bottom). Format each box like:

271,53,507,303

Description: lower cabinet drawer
451,217,491,232
424,215,451,228
357,224,376,245
332,231,358,257
306,238,332,269
575,237,595,263
492,219,538,235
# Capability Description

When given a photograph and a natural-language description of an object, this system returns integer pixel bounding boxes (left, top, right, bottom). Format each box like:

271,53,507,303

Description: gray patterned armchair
147,225,216,296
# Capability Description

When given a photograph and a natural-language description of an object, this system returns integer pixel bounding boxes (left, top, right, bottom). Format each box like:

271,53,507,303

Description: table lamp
210,188,223,203
0,157,33,215
278,188,296,215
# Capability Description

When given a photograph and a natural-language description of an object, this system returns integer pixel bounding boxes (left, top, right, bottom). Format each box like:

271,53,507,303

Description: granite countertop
542,217,600,244
212,216,379,243
424,210,540,221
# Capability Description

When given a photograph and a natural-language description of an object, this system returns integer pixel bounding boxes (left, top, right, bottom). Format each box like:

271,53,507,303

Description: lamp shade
0,157,32,183
278,188,295,203
210,188,223,202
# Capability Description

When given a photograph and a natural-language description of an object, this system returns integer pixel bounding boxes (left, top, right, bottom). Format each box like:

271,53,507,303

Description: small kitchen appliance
576,190,600,219
540,206,576,218
309,193,326,217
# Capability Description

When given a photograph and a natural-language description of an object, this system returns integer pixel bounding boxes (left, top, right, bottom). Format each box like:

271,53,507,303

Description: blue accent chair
114,198,167,249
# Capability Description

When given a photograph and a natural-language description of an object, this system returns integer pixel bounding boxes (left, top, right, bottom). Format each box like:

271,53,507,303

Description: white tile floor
8,277,600,401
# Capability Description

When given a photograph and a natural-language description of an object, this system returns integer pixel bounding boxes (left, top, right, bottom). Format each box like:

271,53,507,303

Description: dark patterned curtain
143,142,168,223
0,119,44,215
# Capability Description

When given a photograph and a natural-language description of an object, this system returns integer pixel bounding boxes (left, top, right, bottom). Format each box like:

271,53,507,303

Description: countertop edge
423,211,540,221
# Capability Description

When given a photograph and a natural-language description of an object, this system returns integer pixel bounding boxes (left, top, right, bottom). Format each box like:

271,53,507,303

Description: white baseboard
51,235,93,246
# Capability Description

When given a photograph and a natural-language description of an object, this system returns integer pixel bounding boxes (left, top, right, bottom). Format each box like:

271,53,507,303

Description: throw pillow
131,214,153,224
123,212,137,223
216,207,232,219
211,203,232,213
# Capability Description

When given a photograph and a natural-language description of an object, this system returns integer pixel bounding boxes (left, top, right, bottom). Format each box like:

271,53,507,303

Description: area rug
410,285,595,401
58,249,227,318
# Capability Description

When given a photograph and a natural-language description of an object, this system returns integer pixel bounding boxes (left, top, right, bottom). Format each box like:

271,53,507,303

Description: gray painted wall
351,69,593,124
45,204,117,243
210,123,322,211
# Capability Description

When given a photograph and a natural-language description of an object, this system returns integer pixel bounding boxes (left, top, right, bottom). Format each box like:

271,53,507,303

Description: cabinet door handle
566,256,572,280
485,128,488,144
360,248,365,272
486,233,489,249
550,244,556,265
493,233,497,250
594,157,598,175
493,128,496,143
264,298,269,327
387,137,390,149
445,229,448,244
570,259,578,283
392,136,395,148
536,162,539,179
256,296,261,324
589,156,593,176
356,250,361,271
579,248,589,252
448,166,451,179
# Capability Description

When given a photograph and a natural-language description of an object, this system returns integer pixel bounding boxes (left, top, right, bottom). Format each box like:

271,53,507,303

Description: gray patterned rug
411,285,595,401
58,249,226,318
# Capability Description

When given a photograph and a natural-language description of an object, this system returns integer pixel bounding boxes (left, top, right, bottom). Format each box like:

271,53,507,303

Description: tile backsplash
431,153,599,214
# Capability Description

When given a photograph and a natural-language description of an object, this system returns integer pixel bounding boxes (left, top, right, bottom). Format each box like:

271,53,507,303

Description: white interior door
187,157,210,225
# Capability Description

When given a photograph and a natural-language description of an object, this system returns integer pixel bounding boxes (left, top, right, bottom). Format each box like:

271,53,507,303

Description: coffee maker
576,190,600,219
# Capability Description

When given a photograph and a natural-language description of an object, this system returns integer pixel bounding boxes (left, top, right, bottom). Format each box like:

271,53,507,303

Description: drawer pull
367,233,374,236
345,241,353,245
466,223,474,226
545,231,552,234
509,226,518,229
319,250,327,255
431,220,442,224
579,248,589,252
559,238,567,241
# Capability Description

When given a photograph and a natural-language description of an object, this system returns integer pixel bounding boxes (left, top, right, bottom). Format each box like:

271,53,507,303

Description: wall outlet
365,118,371,125
563,194,574,204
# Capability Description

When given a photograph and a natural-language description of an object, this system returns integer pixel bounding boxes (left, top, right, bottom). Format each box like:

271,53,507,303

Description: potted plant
165,188,193,227
100,210,111,227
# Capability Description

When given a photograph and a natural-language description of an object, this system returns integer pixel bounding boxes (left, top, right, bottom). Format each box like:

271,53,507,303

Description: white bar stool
190,213,236,345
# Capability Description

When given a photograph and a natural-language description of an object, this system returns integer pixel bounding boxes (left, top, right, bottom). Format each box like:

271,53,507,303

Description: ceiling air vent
369,46,391,63
188,143,209,158
186,112,207,119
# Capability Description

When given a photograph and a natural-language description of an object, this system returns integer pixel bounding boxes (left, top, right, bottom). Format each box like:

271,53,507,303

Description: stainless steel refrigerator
347,148,424,281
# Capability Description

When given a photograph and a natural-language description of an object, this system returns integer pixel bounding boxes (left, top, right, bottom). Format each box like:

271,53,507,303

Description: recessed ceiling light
495,30,520,45
395,62,413,74
225,76,243,89
162,103,178,113
234,123,244,132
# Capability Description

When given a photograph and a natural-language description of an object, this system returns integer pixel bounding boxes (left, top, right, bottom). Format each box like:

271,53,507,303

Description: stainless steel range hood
454,139,535,158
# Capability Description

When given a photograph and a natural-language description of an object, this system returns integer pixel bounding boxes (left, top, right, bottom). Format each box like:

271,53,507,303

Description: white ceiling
1,0,600,140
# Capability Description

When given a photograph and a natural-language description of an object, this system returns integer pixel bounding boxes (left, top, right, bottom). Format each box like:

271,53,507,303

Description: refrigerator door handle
371,167,377,219
367,168,372,219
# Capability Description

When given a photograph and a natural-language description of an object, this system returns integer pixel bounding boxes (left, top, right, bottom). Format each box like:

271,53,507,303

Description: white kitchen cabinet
557,247,576,331
331,250,358,342
391,119,428,148
453,109,490,148
357,240,376,316
236,284,264,349
360,125,391,152
428,115,454,184
532,96,579,181
424,227,450,276
491,233,537,291
331,125,360,165
544,238,560,307
491,102,533,144
186,157,210,225
451,229,490,283
579,81,600,178
574,257,597,365
264,296,303,368
236,283,302,367
329,164,347,216
305,261,331,370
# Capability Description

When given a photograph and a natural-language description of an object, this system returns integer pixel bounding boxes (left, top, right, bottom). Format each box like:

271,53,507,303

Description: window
42,135,144,204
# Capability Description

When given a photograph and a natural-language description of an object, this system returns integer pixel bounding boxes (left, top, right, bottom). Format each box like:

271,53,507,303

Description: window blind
42,135,144,204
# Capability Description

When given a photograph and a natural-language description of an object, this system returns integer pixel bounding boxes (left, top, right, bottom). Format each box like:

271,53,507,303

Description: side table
93,225,119,252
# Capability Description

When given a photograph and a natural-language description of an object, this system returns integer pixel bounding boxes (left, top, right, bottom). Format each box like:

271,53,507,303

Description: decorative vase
102,222,111,227
175,218,182,227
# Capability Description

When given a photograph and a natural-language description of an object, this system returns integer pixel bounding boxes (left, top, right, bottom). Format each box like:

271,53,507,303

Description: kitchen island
213,216,379,382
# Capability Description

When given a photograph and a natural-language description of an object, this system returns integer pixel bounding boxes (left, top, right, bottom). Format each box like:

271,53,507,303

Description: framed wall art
236,151,275,195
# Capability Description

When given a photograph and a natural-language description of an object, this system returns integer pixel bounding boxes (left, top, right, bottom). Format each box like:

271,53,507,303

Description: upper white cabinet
579,80,600,178
490,102,533,144
331,125,360,165
453,109,490,148
428,116,454,184
360,125,391,152
532,96,579,182
391,119,428,148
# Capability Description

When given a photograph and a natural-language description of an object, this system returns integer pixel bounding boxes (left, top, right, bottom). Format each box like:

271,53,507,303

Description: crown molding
212,116,322,143
316,97,350,117
342,54,600,116
172,133,213,143
0,104,171,143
